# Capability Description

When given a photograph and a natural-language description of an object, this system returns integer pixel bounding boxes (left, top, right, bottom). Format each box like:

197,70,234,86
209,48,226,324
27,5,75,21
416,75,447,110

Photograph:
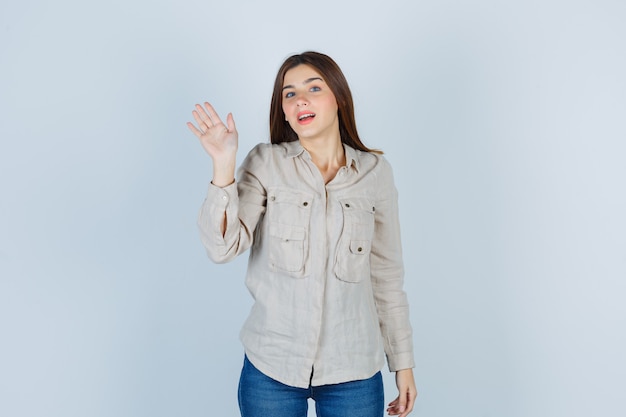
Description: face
281,64,339,142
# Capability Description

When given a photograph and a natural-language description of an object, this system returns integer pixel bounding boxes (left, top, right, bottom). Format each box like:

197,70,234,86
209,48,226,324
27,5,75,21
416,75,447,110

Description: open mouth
297,111,316,123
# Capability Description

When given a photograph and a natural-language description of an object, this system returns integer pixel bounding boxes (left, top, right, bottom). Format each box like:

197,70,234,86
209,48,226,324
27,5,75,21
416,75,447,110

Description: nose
296,95,309,106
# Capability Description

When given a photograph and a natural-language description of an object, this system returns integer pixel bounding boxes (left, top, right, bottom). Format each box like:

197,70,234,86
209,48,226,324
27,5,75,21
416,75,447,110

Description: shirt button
270,196,276,201
357,247,363,252
303,201,308,207
222,195,228,201
345,203,350,208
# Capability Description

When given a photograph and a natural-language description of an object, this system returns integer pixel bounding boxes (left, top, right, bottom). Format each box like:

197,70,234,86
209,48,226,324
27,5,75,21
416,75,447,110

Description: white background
1,0,624,416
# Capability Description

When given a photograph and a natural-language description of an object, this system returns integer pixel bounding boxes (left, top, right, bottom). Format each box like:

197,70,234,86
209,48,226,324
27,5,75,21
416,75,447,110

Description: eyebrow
282,77,324,91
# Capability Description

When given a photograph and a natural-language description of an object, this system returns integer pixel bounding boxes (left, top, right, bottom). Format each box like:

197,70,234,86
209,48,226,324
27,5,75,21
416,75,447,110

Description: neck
299,136,346,184
300,134,345,165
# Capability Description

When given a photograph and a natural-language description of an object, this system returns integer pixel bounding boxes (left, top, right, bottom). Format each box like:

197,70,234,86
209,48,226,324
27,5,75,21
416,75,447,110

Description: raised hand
187,102,238,187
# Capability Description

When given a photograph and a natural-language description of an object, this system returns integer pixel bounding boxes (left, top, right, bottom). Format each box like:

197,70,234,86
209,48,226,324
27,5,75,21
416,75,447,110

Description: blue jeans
238,356,384,417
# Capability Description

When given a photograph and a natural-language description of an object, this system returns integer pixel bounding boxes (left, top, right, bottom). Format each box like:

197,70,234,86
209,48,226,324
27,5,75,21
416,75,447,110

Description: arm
188,103,266,263
188,102,237,235
369,158,417,416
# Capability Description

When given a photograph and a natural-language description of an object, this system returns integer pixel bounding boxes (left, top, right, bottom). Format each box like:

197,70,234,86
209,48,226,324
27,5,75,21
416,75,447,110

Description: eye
310,86,321,92
284,91,295,98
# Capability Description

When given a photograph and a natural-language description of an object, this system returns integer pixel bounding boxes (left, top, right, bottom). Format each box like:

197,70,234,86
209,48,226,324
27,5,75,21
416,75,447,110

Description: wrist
211,176,235,188
212,162,236,187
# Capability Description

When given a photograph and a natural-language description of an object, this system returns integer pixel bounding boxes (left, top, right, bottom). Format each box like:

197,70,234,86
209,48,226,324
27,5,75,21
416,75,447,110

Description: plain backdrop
1,0,625,416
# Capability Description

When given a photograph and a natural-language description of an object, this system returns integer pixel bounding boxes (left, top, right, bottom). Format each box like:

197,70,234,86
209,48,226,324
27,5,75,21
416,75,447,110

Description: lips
297,111,316,125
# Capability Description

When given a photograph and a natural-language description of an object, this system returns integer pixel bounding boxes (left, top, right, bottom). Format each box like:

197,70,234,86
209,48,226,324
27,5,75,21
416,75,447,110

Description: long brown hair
269,51,381,153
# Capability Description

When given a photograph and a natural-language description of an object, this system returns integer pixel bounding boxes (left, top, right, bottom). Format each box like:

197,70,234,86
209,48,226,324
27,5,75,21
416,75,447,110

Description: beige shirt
198,141,414,388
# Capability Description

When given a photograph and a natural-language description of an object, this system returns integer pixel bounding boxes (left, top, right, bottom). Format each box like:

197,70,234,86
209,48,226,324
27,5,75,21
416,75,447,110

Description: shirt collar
283,140,306,158
283,141,361,173
343,143,360,173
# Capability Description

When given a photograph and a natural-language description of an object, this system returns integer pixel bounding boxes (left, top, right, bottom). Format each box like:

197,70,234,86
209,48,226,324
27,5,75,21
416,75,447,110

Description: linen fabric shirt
198,140,414,388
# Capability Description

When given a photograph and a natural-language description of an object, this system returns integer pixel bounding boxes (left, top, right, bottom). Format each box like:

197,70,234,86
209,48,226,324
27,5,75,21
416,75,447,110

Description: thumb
398,391,407,412
227,113,236,132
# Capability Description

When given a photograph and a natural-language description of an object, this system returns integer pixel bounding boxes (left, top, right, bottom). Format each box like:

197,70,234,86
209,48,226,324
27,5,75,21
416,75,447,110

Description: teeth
298,113,315,120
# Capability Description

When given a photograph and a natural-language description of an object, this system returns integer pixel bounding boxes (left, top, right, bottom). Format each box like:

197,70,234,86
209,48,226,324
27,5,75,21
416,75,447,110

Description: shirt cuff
198,181,239,261
387,351,415,372
207,180,238,208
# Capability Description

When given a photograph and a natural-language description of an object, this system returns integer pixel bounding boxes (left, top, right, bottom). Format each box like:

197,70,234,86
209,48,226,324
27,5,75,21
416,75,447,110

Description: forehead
282,64,324,86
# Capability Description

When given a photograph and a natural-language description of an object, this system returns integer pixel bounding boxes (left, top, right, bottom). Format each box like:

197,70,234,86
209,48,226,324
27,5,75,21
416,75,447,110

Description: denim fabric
238,356,384,417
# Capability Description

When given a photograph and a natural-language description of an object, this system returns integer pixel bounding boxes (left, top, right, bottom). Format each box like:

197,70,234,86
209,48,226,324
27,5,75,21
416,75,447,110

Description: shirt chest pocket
334,197,376,283
267,188,314,277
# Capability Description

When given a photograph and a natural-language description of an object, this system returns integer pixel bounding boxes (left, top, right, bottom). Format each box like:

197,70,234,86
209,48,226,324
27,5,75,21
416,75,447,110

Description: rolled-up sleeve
370,159,415,372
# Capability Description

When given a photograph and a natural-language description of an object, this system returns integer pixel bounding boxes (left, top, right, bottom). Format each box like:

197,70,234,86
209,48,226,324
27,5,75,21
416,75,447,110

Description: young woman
188,51,417,417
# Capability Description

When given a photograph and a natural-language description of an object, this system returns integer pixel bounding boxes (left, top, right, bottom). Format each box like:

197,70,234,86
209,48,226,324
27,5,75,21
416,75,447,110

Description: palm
187,102,238,160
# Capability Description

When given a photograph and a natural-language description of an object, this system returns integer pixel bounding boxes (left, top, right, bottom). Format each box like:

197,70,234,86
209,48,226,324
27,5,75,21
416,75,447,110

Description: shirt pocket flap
269,187,315,208
349,239,371,255
338,197,375,214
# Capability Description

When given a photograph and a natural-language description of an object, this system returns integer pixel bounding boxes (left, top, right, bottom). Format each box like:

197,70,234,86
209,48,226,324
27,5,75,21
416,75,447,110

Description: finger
401,399,415,417
396,393,407,416
191,110,210,132
186,121,203,138
398,391,415,417
226,112,236,132
203,102,225,126
386,397,400,416
398,399,407,412
386,406,401,416
194,103,217,127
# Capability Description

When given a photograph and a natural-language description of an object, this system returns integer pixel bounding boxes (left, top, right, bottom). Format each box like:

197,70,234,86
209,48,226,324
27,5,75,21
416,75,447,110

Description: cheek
324,96,339,113
282,103,292,118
